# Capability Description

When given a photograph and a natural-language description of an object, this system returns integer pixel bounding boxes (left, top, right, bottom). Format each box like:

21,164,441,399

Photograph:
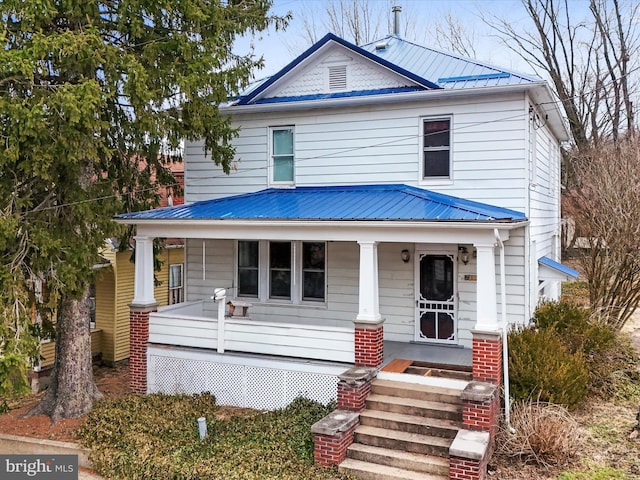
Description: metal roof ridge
364,35,541,84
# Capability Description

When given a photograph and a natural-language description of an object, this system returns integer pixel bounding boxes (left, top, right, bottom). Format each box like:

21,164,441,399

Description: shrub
533,300,635,394
77,394,345,480
508,327,589,408
497,399,580,467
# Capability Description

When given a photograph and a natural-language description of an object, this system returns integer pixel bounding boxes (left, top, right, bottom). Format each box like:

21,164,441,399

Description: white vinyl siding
184,236,528,349
185,92,529,212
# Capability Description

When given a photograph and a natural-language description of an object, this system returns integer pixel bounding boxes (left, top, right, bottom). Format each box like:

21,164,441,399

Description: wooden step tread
405,366,473,381
339,457,447,480
381,358,414,373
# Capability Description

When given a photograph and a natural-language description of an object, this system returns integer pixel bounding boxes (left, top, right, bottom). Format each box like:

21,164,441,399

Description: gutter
115,218,529,229
494,228,515,433
222,82,548,115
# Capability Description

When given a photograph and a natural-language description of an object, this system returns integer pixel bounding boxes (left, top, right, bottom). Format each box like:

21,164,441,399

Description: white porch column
132,235,157,307
356,240,382,322
474,243,499,331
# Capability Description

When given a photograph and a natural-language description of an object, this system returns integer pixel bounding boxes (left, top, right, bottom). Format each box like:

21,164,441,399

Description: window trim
269,126,295,186
235,240,327,306
419,116,453,185
168,263,184,305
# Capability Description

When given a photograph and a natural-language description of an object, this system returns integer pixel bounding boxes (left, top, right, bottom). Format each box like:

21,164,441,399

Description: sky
232,0,556,81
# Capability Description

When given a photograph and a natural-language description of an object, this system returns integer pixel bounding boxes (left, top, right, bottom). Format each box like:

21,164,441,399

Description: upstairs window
423,118,451,179
271,127,294,184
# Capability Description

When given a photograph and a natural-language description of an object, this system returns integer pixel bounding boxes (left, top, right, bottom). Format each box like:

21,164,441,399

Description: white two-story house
118,31,576,412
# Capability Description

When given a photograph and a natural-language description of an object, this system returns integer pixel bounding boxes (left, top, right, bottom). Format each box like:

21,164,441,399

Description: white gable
262,44,420,100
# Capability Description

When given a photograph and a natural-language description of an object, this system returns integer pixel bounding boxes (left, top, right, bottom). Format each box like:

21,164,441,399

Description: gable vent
328,65,347,90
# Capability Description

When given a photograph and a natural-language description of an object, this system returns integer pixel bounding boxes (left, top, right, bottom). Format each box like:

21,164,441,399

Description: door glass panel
420,255,454,301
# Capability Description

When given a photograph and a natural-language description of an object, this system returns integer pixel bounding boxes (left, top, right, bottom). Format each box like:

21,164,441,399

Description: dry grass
497,399,581,468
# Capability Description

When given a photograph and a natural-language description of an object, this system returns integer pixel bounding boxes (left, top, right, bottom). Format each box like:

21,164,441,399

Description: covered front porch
118,184,526,401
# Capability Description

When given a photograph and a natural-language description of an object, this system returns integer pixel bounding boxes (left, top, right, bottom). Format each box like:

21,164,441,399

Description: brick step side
339,458,447,480
371,379,464,405
359,409,461,438
347,443,449,477
354,425,452,457
366,394,463,421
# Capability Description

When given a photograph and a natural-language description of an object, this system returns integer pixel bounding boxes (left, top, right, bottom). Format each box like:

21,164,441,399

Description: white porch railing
149,298,355,364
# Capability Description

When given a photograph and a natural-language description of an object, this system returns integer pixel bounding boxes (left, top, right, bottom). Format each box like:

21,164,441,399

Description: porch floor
383,341,472,368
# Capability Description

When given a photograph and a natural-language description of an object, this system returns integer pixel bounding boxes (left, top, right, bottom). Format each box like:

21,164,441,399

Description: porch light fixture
459,246,469,265
401,249,411,263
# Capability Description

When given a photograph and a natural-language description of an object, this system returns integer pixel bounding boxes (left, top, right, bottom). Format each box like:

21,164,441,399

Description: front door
415,250,457,344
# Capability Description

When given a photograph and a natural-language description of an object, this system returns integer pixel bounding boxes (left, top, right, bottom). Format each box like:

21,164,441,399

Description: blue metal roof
538,256,579,279
360,36,542,89
117,184,527,223
237,33,441,105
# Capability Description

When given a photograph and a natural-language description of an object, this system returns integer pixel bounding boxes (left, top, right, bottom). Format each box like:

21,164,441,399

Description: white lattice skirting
147,344,347,410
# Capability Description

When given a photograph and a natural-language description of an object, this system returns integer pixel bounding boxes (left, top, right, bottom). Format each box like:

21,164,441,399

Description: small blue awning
538,256,579,281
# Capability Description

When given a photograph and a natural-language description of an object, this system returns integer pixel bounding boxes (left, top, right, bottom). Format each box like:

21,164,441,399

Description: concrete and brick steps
339,457,447,480
339,378,464,480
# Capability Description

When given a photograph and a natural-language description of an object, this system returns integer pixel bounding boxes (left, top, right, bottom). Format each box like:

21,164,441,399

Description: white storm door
415,250,458,344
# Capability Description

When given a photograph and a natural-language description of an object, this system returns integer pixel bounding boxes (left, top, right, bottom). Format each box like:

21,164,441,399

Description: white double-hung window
270,127,295,185
421,117,452,180
236,240,326,304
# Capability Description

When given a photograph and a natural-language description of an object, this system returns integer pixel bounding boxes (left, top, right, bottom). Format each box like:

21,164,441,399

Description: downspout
494,228,514,432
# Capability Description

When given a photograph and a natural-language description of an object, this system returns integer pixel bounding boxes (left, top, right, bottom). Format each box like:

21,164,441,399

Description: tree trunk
27,286,102,422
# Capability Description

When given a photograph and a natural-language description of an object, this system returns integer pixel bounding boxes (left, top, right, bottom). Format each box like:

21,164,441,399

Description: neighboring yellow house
35,240,184,379
93,239,185,365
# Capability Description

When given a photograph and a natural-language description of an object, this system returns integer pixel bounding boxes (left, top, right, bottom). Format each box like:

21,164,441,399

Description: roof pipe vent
392,5,402,36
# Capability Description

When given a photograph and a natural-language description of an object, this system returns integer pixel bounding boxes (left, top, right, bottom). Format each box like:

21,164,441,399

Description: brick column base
449,454,490,480
449,430,491,480
461,381,500,440
336,366,377,411
354,320,384,368
471,330,502,385
129,304,157,394
311,410,360,466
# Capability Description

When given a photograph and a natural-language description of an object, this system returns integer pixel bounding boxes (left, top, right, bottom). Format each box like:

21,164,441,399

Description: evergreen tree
0,0,286,420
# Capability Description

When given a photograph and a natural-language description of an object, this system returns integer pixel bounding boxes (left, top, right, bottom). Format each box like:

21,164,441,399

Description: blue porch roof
117,184,527,223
